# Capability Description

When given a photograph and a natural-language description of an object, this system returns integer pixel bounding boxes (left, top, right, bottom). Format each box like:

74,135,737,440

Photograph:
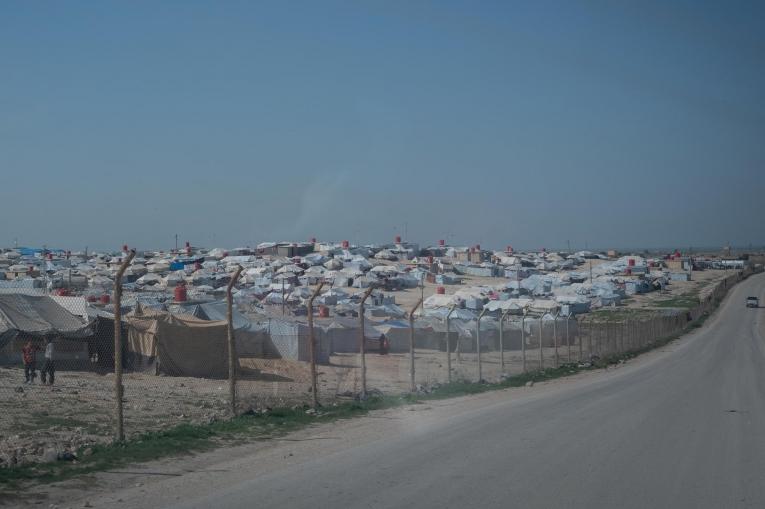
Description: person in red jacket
22,340,40,384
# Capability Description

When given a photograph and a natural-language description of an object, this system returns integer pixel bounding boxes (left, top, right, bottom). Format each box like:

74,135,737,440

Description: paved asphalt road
169,273,765,509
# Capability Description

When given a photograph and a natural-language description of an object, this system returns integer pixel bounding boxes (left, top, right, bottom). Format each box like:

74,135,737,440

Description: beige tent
126,309,229,378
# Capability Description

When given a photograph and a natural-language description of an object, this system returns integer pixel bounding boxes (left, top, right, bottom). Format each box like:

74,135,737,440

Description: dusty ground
0,342,586,470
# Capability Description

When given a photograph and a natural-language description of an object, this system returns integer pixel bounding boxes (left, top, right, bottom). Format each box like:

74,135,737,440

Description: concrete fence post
226,265,244,417
113,249,135,442
307,282,325,408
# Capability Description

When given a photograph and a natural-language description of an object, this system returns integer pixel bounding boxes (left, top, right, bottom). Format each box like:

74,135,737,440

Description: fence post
521,312,527,373
446,305,456,383
113,249,135,442
477,309,487,382
538,314,544,370
500,309,511,373
409,298,423,392
358,286,375,399
566,313,572,363
553,311,559,368
226,265,244,417
307,282,325,408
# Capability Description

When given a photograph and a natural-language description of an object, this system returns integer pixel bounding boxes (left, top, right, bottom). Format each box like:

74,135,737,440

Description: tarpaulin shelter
0,293,92,366
125,309,230,378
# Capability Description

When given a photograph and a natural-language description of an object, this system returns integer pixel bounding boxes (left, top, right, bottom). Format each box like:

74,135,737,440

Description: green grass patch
653,294,700,309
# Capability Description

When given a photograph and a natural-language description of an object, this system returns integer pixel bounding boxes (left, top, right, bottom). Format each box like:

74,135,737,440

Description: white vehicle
746,296,759,308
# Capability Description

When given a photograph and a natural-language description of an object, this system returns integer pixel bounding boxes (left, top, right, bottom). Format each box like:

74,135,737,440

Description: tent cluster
0,241,712,378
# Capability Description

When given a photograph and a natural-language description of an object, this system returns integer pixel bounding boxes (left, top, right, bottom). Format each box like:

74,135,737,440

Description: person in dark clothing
41,338,55,385
22,340,40,384
379,333,389,355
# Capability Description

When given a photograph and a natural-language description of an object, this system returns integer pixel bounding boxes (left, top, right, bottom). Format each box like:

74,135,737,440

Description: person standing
22,340,40,384
41,338,55,385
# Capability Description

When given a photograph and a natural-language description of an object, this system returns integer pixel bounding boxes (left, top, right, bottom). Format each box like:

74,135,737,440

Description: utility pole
175,234,178,253
589,259,593,284
281,278,285,316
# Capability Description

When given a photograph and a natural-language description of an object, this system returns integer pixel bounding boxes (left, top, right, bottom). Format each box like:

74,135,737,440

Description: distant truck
746,296,759,308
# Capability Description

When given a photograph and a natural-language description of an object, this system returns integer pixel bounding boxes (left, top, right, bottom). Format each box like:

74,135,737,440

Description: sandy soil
0,341,588,470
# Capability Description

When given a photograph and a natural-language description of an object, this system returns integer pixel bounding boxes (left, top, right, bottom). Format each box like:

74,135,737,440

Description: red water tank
436,286,446,294
185,241,190,248
475,244,481,251
99,294,111,304
310,237,317,243
438,239,445,246
174,285,188,302
506,245,513,253
54,288,71,296
395,235,402,244
66,250,71,259
122,244,128,252
47,253,53,260
428,256,434,264
319,305,329,318
342,240,350,249
86,295,98,303
626,268,632,275
194,262,202,271
628,258,636,267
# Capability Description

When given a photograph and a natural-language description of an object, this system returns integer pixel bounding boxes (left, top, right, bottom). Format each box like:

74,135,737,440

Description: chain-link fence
0,264,757,468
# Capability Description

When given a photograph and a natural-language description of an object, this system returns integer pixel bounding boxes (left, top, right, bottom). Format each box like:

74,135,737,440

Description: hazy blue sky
2,1,764,252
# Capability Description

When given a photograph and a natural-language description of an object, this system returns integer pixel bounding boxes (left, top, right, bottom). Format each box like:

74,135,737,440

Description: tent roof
0,293,92,340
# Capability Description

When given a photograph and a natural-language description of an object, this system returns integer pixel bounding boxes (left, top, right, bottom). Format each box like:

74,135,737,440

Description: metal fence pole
113,249,135,442
307,282,325,408
226,265,244,416
446,305,456,383
409,298,423,392
358,286,375,399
